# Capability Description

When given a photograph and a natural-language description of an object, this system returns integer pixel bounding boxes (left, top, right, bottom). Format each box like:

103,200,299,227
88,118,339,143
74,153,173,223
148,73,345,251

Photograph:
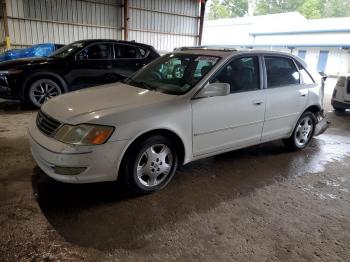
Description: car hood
41,82,177,124
0,57,61,69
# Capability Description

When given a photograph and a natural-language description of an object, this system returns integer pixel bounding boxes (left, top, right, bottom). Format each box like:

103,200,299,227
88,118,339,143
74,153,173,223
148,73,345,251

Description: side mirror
319,72,327,82
195,83,230,99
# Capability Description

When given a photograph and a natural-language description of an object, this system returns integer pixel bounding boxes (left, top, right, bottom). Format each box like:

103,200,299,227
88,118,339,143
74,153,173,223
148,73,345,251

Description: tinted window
115,44,137,58
296,61,314,84
138,47,147,57
81,43,110,60
211,56,260,93
265,56,300,88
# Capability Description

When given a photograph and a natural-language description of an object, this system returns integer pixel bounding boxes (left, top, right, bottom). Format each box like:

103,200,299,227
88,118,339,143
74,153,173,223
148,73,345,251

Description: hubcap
295,116,313,147
136,144,173,187
31,82,61,105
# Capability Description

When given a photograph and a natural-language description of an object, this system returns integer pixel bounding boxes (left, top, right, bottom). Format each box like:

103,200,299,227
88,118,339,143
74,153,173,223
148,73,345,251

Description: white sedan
28,48,328,194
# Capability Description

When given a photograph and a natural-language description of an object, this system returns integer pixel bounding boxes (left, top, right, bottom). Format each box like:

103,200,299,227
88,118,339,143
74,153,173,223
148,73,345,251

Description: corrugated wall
1,0,201,52
128,0,200,53
5,0,123,48
0,3,5,53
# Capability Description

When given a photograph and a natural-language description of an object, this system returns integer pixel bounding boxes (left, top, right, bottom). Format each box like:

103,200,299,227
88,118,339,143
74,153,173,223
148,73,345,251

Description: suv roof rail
175,46,237,52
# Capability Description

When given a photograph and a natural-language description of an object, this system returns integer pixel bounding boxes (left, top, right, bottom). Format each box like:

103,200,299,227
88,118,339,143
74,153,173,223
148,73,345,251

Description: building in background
203,12,350,76
0,0,205,54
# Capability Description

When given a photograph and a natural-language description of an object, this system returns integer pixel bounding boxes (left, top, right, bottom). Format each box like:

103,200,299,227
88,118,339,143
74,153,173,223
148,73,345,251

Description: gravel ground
0,86,350,261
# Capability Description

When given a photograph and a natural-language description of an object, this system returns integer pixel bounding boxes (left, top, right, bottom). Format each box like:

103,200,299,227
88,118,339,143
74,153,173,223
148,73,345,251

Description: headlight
54,124,114,145
0,69,23,75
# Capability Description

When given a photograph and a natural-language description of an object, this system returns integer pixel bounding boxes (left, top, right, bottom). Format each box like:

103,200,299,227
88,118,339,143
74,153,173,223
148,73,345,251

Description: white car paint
331,75,350,110
28,49,325,184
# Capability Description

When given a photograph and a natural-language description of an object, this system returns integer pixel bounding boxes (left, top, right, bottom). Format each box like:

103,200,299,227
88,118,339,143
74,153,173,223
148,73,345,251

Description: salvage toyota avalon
28,48,328,194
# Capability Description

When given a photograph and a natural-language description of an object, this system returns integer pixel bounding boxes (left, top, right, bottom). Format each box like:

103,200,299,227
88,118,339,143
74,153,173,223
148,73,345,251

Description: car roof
73,39,155,49
173,46,306,66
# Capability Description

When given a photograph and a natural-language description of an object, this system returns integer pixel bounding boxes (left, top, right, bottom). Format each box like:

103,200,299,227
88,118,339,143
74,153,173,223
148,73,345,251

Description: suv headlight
54,124,114,145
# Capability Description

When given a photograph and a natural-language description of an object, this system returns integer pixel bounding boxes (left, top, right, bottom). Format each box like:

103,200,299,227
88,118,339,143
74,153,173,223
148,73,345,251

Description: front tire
121,135,179,194
28,78,63,108
283,111,316,151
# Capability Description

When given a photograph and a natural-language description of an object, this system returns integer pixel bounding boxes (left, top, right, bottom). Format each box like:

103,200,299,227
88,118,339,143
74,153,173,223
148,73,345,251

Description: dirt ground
0,85,350,261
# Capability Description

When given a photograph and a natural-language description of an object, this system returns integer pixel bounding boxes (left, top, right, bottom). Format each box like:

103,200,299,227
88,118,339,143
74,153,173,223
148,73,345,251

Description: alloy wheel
136,144,173,187
294,115,314,147
29,80,62,107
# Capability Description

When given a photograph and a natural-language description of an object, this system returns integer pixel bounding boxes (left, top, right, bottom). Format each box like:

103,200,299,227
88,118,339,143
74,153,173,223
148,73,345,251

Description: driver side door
68,43,113,90
192,56,266,156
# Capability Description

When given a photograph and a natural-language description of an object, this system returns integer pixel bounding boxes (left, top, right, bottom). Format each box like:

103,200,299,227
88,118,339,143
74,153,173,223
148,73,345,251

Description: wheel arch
21,71,68,100
119,128,186,174
304,105,321,115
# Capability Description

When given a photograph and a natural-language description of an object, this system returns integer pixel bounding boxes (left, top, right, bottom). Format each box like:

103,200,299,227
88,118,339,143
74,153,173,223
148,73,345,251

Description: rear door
111,44,145,80
262,56,309,142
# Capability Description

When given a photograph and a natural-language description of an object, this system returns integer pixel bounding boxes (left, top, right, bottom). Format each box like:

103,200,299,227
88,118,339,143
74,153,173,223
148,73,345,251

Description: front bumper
28,120,130,184
0,75,13,99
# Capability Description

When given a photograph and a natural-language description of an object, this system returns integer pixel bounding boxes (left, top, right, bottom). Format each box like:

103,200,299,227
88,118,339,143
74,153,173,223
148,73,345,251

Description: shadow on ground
32,139,330,251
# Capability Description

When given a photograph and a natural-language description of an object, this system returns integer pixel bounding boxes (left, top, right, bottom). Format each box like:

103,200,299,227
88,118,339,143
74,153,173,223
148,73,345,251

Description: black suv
0,39,159,107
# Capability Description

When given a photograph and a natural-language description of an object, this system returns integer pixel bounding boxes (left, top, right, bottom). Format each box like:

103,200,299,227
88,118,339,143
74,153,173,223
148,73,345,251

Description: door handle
253,100,263,106
299,90,308,97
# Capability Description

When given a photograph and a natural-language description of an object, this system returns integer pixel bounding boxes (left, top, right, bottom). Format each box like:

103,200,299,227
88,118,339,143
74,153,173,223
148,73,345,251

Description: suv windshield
124,53,220,95
50,41,86,58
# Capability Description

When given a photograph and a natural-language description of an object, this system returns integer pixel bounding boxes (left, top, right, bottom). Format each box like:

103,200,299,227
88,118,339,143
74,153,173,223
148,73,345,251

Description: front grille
36,111,62,137
347,79,350,94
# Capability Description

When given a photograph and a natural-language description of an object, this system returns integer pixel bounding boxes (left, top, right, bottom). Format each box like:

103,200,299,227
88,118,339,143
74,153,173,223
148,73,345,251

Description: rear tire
333,106,345,112
121,135,179,194
283,111,316,151
28,78,63,108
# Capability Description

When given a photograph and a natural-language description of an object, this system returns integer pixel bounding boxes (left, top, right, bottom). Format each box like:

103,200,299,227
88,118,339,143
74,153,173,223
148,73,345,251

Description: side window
81,43,110,60
296,61,315,84
210,56,260,93
138,47,147,57
115,44,137,59
265,56,300,88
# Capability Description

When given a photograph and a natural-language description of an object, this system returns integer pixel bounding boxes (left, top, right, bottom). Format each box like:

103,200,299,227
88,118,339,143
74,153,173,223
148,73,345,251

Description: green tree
255,0,304,15
298,0,322,19
207,0,230,20
322,0,350,18
222,0,249,17
207,0,248,20
207,0,350,19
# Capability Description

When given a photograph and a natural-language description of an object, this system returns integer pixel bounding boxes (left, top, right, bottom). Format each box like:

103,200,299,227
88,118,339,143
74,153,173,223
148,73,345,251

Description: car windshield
123,53,220,95
49,41,85,58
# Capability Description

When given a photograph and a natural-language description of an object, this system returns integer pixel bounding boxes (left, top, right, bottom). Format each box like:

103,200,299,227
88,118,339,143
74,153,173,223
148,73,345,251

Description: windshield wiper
127,79,156,91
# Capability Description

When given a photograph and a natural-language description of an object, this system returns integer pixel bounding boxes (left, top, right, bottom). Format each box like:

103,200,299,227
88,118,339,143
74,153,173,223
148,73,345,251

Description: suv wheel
283,111,316,151
122,135,178,194
28,78,63,108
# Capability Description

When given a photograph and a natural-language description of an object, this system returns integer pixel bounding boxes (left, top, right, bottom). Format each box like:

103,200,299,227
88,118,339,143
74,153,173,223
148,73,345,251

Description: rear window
115,44,137,59
265,56,300,88
296,61,314,84
138,47,147,57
